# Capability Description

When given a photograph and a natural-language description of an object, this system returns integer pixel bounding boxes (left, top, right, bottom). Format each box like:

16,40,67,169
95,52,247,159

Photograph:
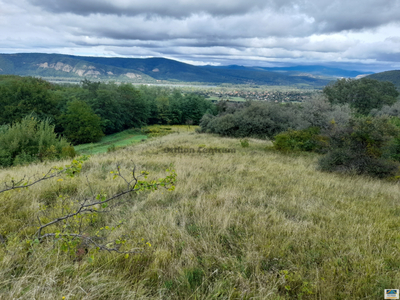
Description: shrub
240,139,249,148
107,144,117,153
274,127,327,152
61,146,77,158
301,95,351,131
199,101,308,139
371,101,400,118
318,116,400,178
0,116,73,167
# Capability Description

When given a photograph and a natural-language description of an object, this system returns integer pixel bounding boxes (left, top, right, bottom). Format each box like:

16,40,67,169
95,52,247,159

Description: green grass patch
74,129,147,155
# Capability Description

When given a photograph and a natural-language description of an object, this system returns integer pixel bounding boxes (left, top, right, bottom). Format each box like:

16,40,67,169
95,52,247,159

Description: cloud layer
1,0,400,71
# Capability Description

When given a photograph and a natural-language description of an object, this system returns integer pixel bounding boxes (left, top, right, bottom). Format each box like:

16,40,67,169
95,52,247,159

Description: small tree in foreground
0,116,74,167
0,156,176,259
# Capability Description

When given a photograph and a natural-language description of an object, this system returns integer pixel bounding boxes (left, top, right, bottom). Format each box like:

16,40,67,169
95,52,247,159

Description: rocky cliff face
32,60,149,81
38,62,107,78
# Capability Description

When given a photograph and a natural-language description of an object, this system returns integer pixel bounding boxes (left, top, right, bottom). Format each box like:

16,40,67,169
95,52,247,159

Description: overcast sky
1,0,400,72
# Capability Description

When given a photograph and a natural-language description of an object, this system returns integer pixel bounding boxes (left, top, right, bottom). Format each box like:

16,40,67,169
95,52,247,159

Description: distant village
195,89,318,103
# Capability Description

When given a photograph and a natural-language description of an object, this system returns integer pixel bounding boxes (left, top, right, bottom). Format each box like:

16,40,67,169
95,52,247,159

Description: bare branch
0,156,88,194
0,167,61,194
37,164,176,240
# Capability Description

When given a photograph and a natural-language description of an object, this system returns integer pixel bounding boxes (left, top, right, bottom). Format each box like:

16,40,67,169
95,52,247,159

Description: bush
107,144,117,153
318,116,400,178
240,139,249,148
370,101,400,118
0,116,73,167
323,78,399,115
199,101,308,139
301,95,351,131
274,127,327,152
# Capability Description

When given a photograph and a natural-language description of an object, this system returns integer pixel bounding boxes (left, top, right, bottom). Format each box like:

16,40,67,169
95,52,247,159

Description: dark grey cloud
26,0,269,18
25,0,400,33
1,0,400,72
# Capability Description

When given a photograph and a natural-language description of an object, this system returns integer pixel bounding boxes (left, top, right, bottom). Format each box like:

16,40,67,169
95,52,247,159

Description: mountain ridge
0,53,374,87
366,70,400,90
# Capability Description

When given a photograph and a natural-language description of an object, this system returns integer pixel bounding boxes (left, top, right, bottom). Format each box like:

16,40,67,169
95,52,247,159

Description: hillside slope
0,53,155,83
206,64,372,78
367,70,400,90
1,132,400,299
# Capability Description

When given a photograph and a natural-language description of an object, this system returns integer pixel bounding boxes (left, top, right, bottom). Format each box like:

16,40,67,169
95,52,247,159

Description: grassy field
74,125,197,155
1,132,400,299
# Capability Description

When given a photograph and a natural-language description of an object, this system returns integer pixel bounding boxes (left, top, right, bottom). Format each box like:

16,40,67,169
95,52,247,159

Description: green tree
0,76,60,125
60,99,104,145
117,83,149,128
181,94,214,125
323,78,399,115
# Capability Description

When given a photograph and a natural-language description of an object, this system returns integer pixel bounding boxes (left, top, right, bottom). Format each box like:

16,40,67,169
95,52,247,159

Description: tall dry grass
1,132,400,299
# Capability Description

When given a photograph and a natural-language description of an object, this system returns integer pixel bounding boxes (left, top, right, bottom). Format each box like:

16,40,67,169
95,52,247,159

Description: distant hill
58,55,331,87
206,65,373,78
367,70,400,90
0,53,155,83
0,53,353,87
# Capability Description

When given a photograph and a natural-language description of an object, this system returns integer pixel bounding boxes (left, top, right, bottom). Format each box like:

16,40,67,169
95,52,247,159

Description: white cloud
0,0,400,71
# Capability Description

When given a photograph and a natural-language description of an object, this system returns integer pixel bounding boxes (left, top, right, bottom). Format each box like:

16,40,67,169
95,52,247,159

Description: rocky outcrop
125,73,142,79
37,62,104,77
38,62,74,72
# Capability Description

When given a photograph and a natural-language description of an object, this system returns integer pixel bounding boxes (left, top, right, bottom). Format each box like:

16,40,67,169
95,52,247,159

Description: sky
1,0,400,72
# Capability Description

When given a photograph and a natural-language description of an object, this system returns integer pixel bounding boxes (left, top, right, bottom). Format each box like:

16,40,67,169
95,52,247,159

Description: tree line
0,76,216,144
0,75,215,167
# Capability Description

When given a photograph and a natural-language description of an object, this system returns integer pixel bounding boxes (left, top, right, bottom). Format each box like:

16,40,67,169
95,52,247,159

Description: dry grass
1,132,400,299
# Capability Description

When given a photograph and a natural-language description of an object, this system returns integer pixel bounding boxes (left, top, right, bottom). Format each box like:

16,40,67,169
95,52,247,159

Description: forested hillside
367,70,400,90
0,53,332,87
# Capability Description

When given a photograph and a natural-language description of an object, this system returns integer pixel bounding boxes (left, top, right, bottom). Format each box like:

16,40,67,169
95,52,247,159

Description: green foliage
107,144,117,153
367,70,400,90
59,99,104,145
240,139,249,148
199,101,308,139
385,117,400,162
141,126,174,138
61,145,77,158
0,76,216,145
370,101,400,118
318,116,400,178
301,95,351,130
274,127,327,152
323,78,399,115
0,76,60,125
0,116,73,167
